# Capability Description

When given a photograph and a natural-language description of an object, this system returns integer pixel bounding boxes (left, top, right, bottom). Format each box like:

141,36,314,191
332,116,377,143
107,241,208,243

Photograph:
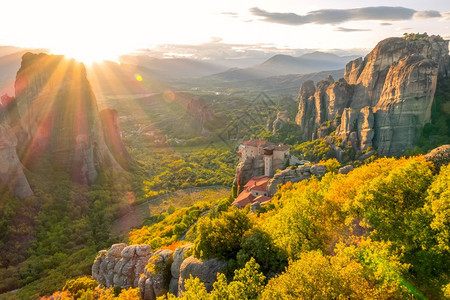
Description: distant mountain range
0,46,361,97
206,52,359,82
119,55,228,79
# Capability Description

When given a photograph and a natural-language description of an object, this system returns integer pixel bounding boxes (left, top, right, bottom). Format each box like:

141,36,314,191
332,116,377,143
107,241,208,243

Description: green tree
192,207,252,260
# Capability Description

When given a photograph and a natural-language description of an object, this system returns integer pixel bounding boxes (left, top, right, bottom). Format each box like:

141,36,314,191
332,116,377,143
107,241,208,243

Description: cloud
249,6,440,26
396,27,413,31
380,22,392,26
221,12,239,18
335,27,371,32
440,12,450,21
413,10,441,19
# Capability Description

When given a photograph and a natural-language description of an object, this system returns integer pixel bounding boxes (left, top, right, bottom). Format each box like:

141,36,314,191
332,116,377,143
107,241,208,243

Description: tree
192,207,251,260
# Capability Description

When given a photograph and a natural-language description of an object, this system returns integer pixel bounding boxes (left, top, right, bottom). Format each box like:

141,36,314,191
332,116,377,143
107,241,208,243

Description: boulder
178,256,227,296
171,244,193,280
338,165,354,174
424,145,450,172
310,164,326,176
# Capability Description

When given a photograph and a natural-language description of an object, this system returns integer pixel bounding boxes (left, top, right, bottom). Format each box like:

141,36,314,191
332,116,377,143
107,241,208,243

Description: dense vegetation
123,156,448,299
0,166,140,299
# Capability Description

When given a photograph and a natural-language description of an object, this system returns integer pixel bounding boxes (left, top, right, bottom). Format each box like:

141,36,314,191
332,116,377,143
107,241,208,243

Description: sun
51,45,121,65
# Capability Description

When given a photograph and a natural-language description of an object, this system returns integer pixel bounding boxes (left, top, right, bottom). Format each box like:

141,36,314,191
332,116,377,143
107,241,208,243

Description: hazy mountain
222,69,345,95
119,55,229,79
209,51,359,82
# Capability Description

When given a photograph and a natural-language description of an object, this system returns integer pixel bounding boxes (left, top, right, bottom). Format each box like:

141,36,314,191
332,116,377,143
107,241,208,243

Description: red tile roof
233,176,272,208
232,190,255,208
244,175,270,190
241,139,289,151
254,195,272,204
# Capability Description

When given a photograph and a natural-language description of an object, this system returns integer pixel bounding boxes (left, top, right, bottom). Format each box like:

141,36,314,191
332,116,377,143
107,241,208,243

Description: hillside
38,150,450,299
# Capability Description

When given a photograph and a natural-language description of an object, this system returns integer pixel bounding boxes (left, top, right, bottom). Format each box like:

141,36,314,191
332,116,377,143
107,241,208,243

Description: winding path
111,185,229,235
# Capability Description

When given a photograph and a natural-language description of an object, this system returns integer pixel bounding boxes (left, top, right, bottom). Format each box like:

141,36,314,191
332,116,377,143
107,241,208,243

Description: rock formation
295,34,449,155
271,111,290,134
0,124,33,198
99,108,133,170
185,95,216,136
177,256,227,296
424,144,450,172
338,165,354,174
92,244,153,290
267,163,326,194
93,243,226,299
13,53,126,184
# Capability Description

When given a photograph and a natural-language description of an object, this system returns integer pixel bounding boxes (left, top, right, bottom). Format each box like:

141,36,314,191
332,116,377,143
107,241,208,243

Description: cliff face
0,124,33,198
296,35,449,155
14,53,124,184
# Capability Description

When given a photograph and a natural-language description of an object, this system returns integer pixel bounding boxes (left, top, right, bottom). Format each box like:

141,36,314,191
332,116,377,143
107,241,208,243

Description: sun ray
16,55,71,168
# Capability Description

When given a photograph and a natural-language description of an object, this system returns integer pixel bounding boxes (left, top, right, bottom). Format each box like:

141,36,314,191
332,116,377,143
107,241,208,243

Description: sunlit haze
1,0,449,63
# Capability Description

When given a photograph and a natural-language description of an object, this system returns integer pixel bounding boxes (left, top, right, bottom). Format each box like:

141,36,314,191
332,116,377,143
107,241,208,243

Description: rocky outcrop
138,249,173,300
424,145,450,172
295,80,316,141
13,53,125,184
272,111,289,134
267,164,326,194
170,243,193,295
177,256,227,296
296,34,449,156
92,244,152,289
0,124,33,198
338,165,354,174
185,96,216,136
93,243,226,299
234,156,265,188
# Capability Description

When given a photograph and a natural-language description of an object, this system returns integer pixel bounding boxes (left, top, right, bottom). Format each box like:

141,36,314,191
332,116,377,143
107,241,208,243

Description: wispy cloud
413,10,441,19
440,12,450,21
334,27,371,32
380,22,392,26
249,6,440,26
221,12,239,18
396,27,413,31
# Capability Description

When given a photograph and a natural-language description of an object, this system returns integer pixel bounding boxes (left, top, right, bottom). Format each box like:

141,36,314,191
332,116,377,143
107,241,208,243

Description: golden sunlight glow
51,46,120,65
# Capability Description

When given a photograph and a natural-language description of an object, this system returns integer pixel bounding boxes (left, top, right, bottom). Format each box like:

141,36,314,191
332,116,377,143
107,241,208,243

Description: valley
0,30,449,300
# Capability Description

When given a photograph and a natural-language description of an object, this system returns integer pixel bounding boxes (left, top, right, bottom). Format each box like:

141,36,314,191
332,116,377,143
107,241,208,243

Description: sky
0,0,449,63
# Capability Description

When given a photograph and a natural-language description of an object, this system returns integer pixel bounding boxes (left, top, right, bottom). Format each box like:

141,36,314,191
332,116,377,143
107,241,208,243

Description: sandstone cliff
295,35,449,155
13,53,125,184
